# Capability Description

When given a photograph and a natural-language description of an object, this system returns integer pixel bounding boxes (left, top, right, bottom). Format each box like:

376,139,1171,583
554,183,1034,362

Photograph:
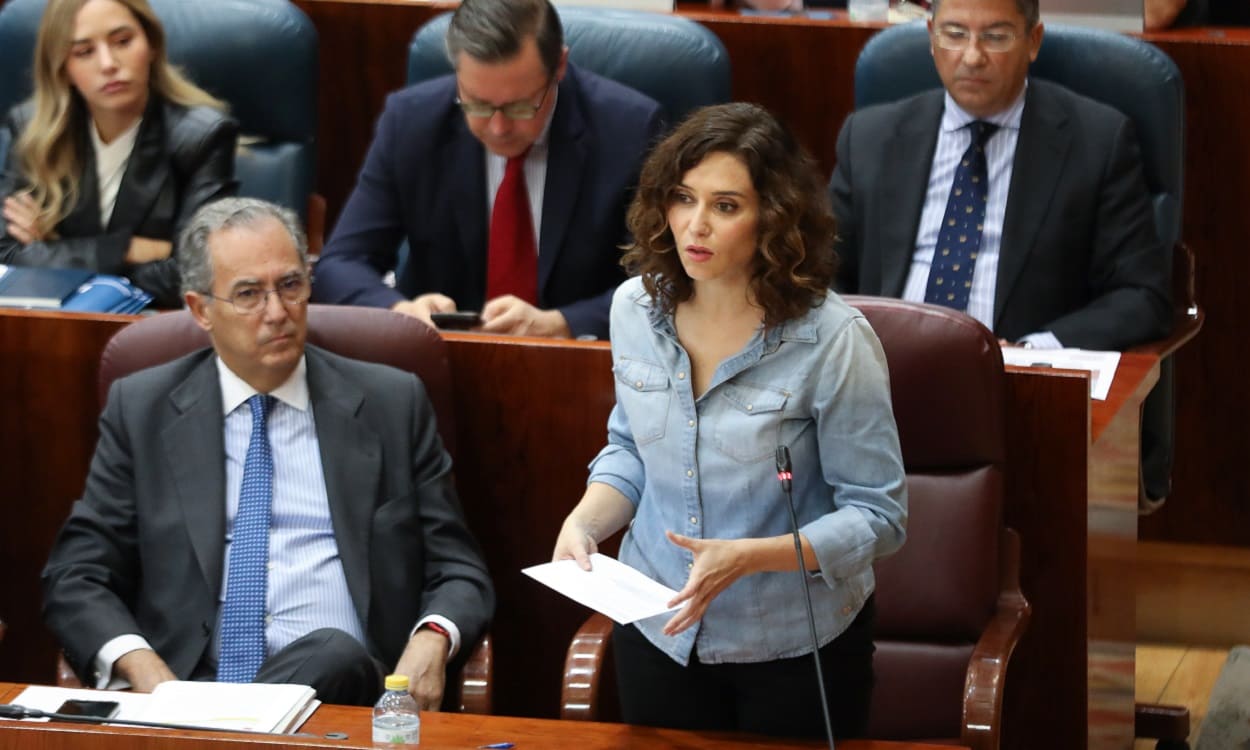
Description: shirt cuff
410,615,460,660
1017,331,1063,350
93,634,153,689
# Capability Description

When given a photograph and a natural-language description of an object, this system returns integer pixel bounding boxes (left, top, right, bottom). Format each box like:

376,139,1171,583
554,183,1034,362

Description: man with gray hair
312,0,663,339
43,197,494,708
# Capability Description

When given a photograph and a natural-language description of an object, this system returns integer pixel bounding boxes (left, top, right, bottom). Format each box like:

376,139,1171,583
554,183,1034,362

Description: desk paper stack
9,681,319,734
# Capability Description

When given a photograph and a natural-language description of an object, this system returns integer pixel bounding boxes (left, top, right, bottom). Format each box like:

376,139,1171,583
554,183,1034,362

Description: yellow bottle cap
384,674,410,691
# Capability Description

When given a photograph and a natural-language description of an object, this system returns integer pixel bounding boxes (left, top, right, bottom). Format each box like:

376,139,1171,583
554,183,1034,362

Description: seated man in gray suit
829,0,1171,351
42,198,494,708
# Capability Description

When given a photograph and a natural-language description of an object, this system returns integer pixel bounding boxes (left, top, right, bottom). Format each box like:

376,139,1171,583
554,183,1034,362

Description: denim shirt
589,277,907,666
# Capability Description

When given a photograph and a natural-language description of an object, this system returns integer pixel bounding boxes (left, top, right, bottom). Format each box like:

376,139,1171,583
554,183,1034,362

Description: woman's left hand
3,193,44,244
662,530,752,636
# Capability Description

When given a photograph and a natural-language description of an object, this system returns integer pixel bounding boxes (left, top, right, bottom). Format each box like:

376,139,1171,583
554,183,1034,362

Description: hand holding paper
523,553,680,624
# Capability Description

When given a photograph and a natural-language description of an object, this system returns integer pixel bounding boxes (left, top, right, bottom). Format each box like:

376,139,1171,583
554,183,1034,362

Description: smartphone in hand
430,311,482,330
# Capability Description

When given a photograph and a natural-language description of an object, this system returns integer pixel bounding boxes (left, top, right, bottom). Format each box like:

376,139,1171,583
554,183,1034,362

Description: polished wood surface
0,683,964,750
0,310,1156,749
292,1,1250,551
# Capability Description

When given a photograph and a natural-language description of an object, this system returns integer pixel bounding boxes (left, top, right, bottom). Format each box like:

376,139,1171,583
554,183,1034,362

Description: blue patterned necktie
924,120,1000,311
217,394,275,683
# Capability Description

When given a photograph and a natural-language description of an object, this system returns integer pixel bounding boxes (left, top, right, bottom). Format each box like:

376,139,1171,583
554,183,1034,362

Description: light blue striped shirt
903,83,1062,349
214,356,365,658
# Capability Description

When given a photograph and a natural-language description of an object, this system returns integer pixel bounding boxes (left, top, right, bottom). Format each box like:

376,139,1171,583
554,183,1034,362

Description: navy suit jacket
312,65,663,339
829,79,1171,350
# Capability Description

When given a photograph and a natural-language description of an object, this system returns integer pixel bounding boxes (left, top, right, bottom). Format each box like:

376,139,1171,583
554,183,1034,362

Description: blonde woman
1,0,237,308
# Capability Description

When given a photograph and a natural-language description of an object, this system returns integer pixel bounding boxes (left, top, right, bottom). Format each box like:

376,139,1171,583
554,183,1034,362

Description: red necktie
486,152,538,305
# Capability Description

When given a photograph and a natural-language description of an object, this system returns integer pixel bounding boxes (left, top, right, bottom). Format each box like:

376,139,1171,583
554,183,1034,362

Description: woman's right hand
3,193,44,244
552,517,598,571
125,237,173,265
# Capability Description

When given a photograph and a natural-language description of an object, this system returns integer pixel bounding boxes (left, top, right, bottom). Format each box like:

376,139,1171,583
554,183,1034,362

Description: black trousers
196,627,387,706
613,595,875,739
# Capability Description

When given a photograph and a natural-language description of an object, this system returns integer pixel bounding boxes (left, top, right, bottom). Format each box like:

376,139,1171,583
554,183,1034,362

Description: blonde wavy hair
14,0,224,236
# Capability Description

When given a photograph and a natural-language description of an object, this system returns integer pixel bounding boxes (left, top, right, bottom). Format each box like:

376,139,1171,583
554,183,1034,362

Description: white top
89,118,142,228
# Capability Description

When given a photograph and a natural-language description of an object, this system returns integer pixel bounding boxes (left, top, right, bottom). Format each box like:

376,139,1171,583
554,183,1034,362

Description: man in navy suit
829,0,1170,351
312,0,663,339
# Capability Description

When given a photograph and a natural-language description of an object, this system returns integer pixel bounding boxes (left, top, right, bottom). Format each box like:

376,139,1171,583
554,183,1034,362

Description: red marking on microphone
777,471,792,482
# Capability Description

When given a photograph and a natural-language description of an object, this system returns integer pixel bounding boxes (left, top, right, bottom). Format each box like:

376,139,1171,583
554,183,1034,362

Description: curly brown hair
622,102,837,328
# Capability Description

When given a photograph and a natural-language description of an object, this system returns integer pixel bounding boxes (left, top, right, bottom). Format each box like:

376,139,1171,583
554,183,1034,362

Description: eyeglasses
456,79,554,120
205,273,311,314
932,24,1021,53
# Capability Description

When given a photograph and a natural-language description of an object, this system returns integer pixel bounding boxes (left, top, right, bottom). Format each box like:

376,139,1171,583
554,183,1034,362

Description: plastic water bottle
372,674,420,745
848,0,889,21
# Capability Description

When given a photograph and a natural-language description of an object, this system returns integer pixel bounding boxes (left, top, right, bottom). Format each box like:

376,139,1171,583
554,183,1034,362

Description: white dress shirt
89,118,141,228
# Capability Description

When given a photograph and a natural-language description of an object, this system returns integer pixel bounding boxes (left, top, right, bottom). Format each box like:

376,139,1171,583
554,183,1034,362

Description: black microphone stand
776,446,836,750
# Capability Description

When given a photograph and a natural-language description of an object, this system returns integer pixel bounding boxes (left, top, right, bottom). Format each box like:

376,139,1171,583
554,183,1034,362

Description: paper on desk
1001,348,1121,400
523,553,681,624
7,685,148,722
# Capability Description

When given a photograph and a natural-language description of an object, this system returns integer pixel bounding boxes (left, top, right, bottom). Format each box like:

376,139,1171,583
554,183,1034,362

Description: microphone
0,703,270,734
776,446,835,750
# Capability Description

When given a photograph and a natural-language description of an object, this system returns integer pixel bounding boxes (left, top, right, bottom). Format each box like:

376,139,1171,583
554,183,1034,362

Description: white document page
7,685,149,722
1001,348,1122,400
523,553,681,625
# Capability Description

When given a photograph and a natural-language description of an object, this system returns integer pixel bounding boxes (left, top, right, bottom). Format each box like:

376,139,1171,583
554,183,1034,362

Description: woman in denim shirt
553,103,907,739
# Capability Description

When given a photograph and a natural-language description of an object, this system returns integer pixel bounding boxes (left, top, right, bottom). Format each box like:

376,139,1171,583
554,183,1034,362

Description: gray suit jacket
829,78,1171,350
42,345,494,684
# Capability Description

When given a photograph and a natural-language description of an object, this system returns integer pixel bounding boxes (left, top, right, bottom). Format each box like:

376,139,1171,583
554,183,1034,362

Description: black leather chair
848,21,1201,512
406,7,731,126
0,0,323,250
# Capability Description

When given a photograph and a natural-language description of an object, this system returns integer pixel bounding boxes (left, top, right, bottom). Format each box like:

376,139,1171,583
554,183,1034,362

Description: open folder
523,553,681,624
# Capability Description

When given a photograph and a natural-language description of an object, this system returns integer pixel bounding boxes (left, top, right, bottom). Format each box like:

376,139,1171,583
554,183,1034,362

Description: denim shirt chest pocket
707,383,791,463
613,357,671,447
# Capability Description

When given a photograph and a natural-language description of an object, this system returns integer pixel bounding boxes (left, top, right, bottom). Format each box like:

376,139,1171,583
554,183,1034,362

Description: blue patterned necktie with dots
217,394,275,683
924,120,1000,312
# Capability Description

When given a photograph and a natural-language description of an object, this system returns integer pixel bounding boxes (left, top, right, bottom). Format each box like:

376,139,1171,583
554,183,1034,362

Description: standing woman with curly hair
1,0,237,307
552,102,908,739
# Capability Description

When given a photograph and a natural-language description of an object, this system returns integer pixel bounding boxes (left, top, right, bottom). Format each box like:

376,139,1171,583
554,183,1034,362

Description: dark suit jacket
311,64,664,339
0,96,238,308
42,345,495,684
829,79,1171,350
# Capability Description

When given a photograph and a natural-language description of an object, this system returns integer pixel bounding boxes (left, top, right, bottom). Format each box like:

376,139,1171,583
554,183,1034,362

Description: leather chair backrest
0,0,318,221
845,297,1006,741
98,305,456,459
852,21,1184,247
406,8,731,126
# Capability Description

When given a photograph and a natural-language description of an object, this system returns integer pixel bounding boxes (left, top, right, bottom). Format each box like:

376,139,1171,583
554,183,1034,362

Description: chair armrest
561,613,614,721
56,652,84,688
1130,242,1203,359
962,527,1031,750
458,633,493,715
1135,702,1190,742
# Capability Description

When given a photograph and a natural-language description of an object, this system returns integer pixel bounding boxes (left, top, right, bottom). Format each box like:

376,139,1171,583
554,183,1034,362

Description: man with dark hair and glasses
312,0,663,339
43,197,494,709
830,0,1170,353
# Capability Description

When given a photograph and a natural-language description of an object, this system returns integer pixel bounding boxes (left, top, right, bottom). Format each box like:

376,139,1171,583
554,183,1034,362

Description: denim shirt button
635,380,643,388
687,420,695,428
686,469,693,477
677,372,686,379
687,562,694,570
689,516,698,525
746,404,753,411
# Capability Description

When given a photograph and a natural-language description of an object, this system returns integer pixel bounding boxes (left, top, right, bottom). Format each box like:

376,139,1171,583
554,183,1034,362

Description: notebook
0,265,93,309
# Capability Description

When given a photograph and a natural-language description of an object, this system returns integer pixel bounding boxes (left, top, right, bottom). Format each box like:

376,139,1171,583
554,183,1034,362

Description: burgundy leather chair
560,298,1030,750
57,304,491,714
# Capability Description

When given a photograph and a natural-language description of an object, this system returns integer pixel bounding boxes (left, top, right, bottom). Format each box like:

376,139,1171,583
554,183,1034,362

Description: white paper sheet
1001,347,1122,400
523,553,681,624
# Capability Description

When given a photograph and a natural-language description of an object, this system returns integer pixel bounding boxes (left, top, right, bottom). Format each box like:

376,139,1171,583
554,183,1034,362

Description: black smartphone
56,699,121,719
430,311,482,330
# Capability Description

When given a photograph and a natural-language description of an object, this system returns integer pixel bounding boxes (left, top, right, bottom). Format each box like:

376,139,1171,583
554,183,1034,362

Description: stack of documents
9,681,319,734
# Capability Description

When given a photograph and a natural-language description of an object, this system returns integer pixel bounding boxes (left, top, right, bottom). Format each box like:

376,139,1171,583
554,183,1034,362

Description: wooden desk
292,0,1249,555
0,683,964,750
